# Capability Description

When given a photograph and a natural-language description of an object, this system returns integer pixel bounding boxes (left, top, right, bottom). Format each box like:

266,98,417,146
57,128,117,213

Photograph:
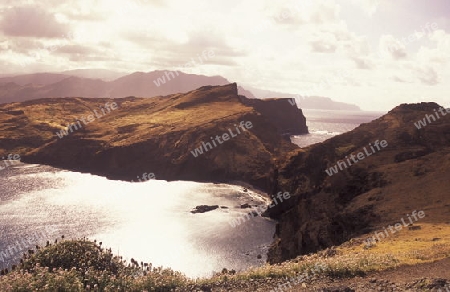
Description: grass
353,223,450,265
196,222,450,286
1,223,449,291
0,238,189,291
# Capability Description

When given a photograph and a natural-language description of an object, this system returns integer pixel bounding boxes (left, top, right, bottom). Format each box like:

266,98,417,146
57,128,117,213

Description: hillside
0,83,307,191
266,102,450,263
1,99,449,291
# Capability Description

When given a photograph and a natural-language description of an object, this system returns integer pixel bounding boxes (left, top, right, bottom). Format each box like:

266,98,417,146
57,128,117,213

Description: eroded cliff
0,83,306,192
266,102,450,263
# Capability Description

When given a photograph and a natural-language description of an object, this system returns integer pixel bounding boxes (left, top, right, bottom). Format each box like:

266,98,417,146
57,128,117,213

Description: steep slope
239,96,308,135
266,102,450,263
0,83,304,192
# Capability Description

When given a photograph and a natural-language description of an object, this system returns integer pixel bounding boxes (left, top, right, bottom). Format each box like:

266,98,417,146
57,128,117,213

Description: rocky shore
1,87,450,291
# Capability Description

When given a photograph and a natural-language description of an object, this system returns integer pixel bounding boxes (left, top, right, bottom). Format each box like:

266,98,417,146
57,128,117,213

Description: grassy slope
0,83,297,191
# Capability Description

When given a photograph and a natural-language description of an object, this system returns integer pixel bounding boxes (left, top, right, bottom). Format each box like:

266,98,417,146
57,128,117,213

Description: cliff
266,102,450,263
238,96,308,136
0,83,306,192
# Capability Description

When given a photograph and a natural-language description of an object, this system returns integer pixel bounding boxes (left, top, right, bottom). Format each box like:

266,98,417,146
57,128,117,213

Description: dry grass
1,224,449,290
354,223,450,265
198,223,450,286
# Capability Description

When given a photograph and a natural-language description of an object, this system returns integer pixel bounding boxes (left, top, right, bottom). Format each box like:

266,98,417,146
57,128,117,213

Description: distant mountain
0,70,359,110
0,73,70,86
61,69,128,81
108,71,230,98
0,71,232,103
0,76,109,103
246,86,361,111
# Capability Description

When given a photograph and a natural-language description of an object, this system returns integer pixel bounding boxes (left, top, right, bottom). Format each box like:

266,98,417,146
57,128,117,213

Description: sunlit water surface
291,109,385,147
0,109,385,278
0,164,275,278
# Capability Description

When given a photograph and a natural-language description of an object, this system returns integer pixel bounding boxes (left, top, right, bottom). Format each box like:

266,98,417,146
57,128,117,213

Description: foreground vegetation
1,223,449,291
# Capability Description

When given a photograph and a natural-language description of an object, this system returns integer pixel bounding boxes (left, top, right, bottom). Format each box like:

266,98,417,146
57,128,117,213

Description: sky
0,0,449,111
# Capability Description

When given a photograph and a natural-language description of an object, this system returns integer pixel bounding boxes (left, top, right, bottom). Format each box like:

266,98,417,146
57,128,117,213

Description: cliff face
266,102,450,263
0,83,306,192
239,96,308,136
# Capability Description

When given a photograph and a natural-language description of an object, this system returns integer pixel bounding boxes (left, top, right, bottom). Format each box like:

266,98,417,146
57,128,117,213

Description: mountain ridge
0,70,360,110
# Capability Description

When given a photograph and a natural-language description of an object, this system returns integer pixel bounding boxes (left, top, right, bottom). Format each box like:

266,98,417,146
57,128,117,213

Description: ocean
0,109,384,278
291,109,385,147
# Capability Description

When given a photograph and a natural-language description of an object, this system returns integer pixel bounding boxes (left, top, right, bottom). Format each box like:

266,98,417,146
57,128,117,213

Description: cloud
56,45,100,55
0,0,448,111
379,35,408,60
124,29,244,69
310,1,340,24
271,7,304,26
392,76,406,83
310,32,338,53
415,66,439,86
416,29,450,65
342,34,373,69
351,56,374,69
310,40,337,53
350,0,381,17
0,5,69,38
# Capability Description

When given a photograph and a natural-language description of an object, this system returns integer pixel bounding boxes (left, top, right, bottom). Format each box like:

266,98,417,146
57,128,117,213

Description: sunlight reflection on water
0,164,276,278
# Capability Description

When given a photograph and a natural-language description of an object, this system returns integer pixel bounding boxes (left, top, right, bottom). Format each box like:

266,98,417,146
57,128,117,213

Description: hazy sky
0,0,449,110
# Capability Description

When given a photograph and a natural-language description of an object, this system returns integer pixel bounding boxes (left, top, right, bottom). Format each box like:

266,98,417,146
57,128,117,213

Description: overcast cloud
0,0,449,110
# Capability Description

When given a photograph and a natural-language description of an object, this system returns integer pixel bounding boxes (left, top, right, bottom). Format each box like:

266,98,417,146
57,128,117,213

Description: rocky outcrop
267,102,450,263
190,205,220,214
239,96,308,136
0,83,306,193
